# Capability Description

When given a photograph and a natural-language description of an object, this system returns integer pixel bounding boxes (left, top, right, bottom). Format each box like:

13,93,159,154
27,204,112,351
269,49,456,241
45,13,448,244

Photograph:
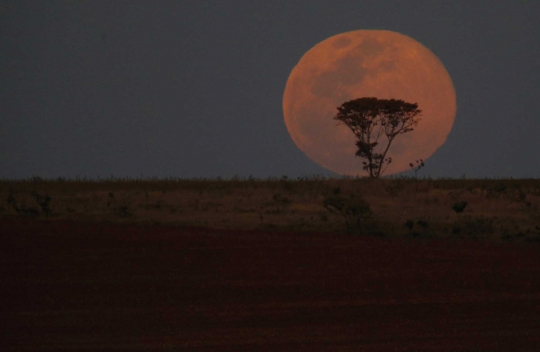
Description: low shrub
324,194,371,233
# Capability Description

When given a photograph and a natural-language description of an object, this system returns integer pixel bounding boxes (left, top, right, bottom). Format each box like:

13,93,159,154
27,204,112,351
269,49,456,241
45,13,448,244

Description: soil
1,219,540,351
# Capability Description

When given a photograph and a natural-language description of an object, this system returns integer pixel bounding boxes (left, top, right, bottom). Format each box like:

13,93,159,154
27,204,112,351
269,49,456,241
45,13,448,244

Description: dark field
2,219,540,351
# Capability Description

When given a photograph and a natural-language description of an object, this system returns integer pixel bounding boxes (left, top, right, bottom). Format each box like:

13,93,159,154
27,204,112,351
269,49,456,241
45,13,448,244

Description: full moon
283,30,456,176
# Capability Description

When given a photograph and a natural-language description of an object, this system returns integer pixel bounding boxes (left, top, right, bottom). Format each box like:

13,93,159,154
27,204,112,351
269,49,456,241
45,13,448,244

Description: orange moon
283,30,456,176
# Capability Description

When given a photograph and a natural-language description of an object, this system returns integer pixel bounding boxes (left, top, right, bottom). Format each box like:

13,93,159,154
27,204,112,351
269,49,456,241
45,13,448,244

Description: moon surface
283,30,456,176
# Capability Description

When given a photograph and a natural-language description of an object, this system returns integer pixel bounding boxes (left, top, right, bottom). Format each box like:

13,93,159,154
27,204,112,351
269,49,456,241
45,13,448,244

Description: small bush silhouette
410,159,425,178
116,205,132,218
107,192,114,207
405,219,414,230
32,191,51,215
324,194,371,233
452,201,468,214
417,220,429,228
332,187,341,195
7,192,40,216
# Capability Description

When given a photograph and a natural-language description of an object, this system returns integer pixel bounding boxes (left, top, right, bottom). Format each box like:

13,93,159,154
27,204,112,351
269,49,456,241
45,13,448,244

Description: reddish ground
1,219,540,351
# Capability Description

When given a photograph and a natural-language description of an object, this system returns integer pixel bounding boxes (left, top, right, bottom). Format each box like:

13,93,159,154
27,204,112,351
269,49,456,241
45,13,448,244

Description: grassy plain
2,177,540,242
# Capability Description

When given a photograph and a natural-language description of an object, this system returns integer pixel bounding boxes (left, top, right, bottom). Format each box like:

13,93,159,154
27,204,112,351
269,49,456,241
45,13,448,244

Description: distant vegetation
1,176,540,242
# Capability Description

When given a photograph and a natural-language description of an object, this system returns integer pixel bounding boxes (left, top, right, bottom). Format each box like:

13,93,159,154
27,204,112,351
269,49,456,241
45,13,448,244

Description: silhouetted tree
334,97,421,178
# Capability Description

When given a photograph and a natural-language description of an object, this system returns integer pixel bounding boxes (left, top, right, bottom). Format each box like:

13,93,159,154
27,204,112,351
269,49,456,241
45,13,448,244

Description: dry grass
2,177,540,241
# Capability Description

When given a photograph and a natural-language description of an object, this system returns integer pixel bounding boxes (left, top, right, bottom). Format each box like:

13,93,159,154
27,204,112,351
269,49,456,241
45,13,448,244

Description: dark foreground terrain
1,219,540,351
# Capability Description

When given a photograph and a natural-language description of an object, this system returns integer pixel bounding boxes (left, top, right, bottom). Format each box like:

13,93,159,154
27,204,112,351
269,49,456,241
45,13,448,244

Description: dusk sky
1,1,539,179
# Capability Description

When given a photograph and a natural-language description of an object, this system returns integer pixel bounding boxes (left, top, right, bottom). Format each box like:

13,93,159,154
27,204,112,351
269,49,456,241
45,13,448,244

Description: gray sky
1,1,539,179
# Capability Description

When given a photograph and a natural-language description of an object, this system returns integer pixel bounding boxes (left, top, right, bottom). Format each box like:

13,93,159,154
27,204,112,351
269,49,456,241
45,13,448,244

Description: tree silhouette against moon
283,30,456,176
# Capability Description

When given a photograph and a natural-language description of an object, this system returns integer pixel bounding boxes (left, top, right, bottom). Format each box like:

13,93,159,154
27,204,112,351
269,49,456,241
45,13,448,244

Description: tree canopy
334,97,421,178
